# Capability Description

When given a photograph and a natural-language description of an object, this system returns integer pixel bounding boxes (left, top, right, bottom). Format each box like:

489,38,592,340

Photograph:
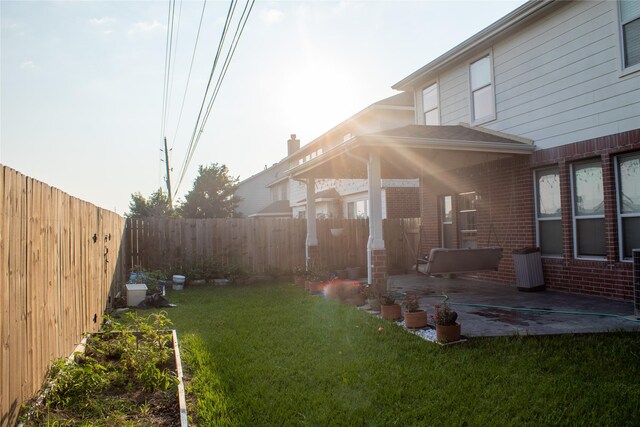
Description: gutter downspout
292,176,318,270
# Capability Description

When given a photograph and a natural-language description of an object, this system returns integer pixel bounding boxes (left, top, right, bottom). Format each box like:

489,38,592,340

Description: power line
171,0,208,151
173,0,238,194
174,0,255,196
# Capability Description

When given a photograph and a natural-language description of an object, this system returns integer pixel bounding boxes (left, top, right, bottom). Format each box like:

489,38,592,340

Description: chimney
287,134,300,156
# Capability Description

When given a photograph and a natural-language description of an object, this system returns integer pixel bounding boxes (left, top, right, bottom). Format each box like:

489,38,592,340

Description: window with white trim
535,168,562,256
571,160,606,258
469,55,495,124
441,195,454,248
347,199,368,219
457,192,478,249
619,0,640,70
615,151,640,260
422,82,439,125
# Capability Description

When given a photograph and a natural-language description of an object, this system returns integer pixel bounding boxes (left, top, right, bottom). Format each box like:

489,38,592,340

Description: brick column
307,244,320,270
371,249,388,290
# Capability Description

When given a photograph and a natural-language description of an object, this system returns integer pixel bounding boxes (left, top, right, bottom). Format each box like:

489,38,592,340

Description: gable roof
393,0,557,90
373,124,532,145
248,199,292,218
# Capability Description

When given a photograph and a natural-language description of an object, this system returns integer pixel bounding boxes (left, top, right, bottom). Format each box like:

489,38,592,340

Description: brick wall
419,128,640,300
385,187,420,218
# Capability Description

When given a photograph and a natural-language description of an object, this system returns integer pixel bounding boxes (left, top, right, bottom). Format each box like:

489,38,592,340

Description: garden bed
19,312,187,426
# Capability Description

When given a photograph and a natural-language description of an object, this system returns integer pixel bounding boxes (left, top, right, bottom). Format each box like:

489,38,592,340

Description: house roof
371,91,414,108
248,200,292,218
295,188,341,204
393,0,558,90
373,124,533,145
286,124,535,180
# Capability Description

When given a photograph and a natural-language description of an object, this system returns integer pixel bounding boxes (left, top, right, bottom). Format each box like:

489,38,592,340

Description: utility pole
163,137,173,209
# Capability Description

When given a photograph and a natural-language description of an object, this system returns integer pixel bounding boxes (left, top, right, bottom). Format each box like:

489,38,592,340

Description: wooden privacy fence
0,165,127,426
126,217,421,275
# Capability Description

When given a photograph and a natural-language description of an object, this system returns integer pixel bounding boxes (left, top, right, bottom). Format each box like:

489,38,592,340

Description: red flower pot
380,303,401,320
404,310,428,328
436,323,461,342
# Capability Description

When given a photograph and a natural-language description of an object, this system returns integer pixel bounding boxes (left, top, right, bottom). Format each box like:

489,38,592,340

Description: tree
127,188,173,218
178,163,241,218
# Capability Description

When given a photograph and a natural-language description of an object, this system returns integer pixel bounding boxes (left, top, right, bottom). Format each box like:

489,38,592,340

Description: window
535,168,562,256
469,55,495,124
616,152,640,260
457,192,478,249
571,160,605,258
422,82,439,125
441,195,454,248
347,200,368,219
619,0,640,70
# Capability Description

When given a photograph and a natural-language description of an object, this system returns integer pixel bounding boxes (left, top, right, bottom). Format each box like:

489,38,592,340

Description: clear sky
1,0,527,215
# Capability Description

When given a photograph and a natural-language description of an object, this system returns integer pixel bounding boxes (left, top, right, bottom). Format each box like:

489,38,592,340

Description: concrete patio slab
386,274,640,337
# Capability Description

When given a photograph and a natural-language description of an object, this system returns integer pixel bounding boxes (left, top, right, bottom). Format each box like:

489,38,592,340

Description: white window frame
421,81,439,125
534,167,563,258
468,51,496,126
614,151,640,262
570,160,606,260
441,195,454,248
616,0,640,76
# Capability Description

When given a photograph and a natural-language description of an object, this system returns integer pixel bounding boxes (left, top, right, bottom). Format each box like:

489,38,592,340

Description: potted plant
345,282,367,307
433,298,461,342
401,292,428,328
363,283,381,311
379,292,401,320
306,266,328,294
293,265,308,288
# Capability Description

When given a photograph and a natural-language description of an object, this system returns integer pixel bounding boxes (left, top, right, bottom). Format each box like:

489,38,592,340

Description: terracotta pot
436,323,461,342
404,310,428,328
346,293,366,307
307,281,323,294
380,303,401,320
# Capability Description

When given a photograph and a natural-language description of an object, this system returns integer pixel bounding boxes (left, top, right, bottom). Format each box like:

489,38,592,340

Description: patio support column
367,151,387,290
305,177,319,270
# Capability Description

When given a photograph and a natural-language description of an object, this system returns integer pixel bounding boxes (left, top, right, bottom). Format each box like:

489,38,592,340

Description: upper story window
571,160,606,259
535,168,562,257
422,82,439,125
619,0,640,70
615,151,640,260
469,54,496,125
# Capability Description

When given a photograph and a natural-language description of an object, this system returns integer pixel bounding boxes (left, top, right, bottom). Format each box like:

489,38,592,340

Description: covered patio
385,274,640,337
287,124,536,288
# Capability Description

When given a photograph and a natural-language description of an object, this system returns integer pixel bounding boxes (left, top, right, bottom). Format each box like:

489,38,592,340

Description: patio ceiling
287,125,535,180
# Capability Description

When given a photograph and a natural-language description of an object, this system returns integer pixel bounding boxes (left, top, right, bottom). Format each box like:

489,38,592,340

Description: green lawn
164,283,640,426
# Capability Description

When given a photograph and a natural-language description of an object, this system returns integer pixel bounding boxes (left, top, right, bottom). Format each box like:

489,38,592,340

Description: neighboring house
280,92,420,219
288,0,640,299
235,161,292,218
236,93,421,219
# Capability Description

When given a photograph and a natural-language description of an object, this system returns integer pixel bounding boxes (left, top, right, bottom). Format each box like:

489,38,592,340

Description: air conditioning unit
634,249,640,317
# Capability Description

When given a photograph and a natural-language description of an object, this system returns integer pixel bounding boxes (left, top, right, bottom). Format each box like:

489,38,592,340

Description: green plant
379,291,399,306
401,292,422,312
433,299,458,325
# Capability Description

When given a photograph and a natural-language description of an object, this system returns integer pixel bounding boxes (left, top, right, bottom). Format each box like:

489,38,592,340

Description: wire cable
173,0,239,194
171,0,208,150
174,0,255,196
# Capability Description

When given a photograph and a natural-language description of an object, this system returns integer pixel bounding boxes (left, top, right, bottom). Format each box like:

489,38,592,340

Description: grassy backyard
161,283,639,426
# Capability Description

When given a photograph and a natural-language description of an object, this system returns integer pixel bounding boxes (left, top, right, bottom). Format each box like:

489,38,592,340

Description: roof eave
358,135,536,155
392,0,556,91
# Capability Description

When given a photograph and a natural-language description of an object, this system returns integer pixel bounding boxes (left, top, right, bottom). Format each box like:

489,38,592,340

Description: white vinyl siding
619,0,640,71
436,0,640,150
